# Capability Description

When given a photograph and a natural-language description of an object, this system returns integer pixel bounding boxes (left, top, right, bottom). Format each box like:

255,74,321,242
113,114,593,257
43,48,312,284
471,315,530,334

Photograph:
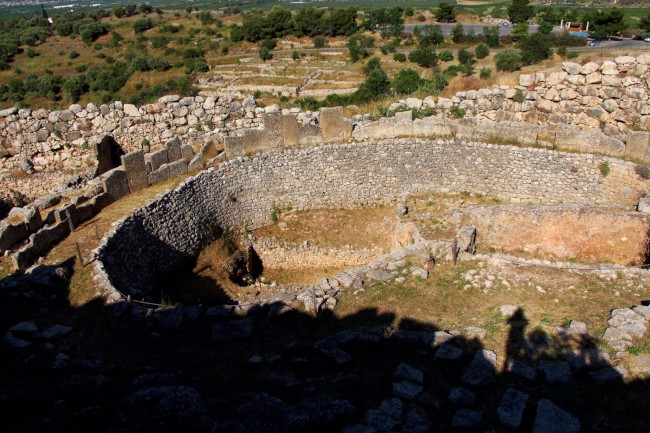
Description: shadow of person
504,307,530,369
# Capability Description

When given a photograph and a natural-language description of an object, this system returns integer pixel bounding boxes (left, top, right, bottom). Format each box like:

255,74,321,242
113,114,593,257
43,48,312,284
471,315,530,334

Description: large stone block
55,203,79,228
168,159,188,178
165,137,183,162
148,164,171,185
91,192,113,214
181,144,194,163
0,221,28,252
394,119,413,137
224,136,244,159
412,118,433,137
299,124,322,147
146,149,169,172
626,131,650,162
12,220,71,270
320,107,348,143
244,129,270,155
395,110,413,122
76,202,95,225
8,206,43,233
263,112,284,143
121,150,149,193
282,114,300,147
188,155,204,172
101,167,130,202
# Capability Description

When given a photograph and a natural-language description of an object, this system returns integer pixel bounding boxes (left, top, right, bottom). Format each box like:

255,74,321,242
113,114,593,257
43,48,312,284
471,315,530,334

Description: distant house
561,21,589,38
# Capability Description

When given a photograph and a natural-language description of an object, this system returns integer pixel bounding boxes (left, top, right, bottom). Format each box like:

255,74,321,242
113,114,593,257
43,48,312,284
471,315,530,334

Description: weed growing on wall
450,107,466,119
599,162,610,177
512,89,526,104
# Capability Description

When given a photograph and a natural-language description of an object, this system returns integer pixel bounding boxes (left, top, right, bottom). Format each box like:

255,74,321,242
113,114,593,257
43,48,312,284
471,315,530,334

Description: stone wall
389,54,650,140
459,204,650,265
5,136,204,270
94,138,648,301
3,55,649,203
251,236,385,269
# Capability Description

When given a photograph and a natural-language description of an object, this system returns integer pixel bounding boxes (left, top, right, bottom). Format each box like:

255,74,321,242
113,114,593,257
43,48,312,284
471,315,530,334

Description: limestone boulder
637,53,650,65
562,62,582,75
405,98,423,109
123,104,141,117
519,74,534,87
580,62,599,75
600,61,619,75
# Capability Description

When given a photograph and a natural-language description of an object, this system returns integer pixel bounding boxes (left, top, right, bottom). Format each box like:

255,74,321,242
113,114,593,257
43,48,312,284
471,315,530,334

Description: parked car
589,40,600,46
503,22,509,26
645,37,650,42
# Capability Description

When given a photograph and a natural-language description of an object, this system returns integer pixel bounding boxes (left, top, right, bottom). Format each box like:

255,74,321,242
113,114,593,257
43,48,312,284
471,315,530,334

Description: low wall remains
459,204,650,265
94,138,648,301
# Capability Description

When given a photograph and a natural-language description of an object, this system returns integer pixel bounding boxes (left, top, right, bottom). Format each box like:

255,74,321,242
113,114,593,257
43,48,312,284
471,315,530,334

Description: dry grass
42,174,189,306
235,76,304,87
336,258,650,374
254,206,395,250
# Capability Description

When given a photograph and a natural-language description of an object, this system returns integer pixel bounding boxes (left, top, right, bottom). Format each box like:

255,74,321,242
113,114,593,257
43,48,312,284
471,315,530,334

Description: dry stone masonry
94,137,647,301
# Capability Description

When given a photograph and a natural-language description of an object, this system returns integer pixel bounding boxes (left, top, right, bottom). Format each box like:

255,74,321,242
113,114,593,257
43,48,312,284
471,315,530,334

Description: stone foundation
94,138,648,301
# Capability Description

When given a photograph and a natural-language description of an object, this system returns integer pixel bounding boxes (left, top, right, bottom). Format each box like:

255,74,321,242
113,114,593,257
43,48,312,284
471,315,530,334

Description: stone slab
145,149,169,172
320,106,348,143
101,167,130,202
282,114,300,147
224,136,244,159
165,137,182,162
167,159,188,178
121,150,149,193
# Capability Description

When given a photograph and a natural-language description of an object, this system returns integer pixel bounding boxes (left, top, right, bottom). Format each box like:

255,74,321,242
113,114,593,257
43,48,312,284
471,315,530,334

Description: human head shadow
1,262,650,433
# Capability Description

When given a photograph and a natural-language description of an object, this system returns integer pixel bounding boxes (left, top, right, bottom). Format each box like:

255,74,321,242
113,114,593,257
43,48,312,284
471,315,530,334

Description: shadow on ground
1,258,649,433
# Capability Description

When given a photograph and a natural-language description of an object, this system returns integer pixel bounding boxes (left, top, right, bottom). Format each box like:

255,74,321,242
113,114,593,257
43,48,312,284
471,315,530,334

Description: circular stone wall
94,138,647,301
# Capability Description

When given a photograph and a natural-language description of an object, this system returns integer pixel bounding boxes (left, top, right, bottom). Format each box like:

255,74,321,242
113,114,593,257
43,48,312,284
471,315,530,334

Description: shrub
393,52,407,62
183,48,203,59
479,67,491,79
312,36,326,48
450,107,466,118
461,63,475,77
457,48,474,65
133,18,154,34
635,164,650,179
475,43,489,59
185,58,209,73
69,50,80,59
408,47,438,68
253,90,262,99
260,39,277,51
520,33,552,65
599,162,610,177
443,64,462,79
512,89,526,103
392,68,423,94
148,57,170,71
363,57,382,75
439,50,453,62
291,50,299,60
494,50,522,72
259,46,272,61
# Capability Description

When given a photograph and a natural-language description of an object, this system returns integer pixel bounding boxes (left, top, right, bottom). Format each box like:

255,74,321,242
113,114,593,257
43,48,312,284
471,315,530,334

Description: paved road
403,23,543,36
221,36,649,60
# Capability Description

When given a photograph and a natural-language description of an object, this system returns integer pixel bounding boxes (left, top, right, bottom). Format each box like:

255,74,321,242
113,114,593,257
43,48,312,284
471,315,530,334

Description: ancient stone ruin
2,55,650,433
